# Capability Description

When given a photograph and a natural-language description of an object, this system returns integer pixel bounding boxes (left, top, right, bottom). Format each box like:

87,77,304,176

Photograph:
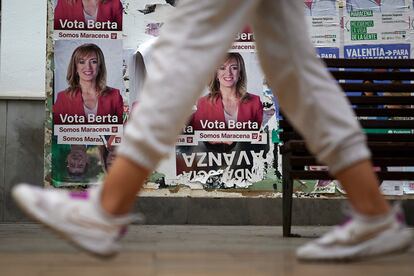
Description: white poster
305,0,341,58
344,0,411,59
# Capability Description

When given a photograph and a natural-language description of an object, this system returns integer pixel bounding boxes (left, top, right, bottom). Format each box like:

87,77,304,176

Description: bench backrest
280,58,414,180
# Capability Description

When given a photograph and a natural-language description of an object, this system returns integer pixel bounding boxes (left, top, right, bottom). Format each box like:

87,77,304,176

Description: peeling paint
140,185,283,198
134,0,173,10
122,1,176,48
176,159,264,189
171,129,277,190
166,0,177,6
44,0,55,187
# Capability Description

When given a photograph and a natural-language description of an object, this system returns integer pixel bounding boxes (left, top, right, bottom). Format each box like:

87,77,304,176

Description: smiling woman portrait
53,43,124,124
54,0,123,31
190,52,263,131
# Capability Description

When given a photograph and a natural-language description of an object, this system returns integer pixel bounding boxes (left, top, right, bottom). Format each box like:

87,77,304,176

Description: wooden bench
280,58,414,237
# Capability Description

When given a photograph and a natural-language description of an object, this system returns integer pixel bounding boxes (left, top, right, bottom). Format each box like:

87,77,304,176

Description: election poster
304,0,341,58
127,20,280,190
174,51,278,189
53,0,123,40
50,0,126,187
344,0,411,59
303,1,341,193
230,26,256,53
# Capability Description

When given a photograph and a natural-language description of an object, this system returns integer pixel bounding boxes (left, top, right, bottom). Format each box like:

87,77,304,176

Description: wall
0,1,47,220
0,0,47,99
0,101,45,221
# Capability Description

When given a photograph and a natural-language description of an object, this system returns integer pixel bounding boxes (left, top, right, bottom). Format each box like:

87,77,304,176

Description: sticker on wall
304,0,340,57
403,182,414,194
380,181,404,196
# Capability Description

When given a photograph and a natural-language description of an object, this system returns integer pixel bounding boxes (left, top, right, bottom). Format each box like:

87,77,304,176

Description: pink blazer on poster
54,0,123,31
53,87,124,124
190,93,263,131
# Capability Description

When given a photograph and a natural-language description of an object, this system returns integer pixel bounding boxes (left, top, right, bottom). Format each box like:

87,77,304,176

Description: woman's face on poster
76,52,99,83
216,58,240,89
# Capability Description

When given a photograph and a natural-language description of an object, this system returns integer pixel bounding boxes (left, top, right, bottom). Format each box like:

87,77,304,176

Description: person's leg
252,0,388,215
335,160,389,215
101,157,150,215
251,0,411,260
13,0,261,257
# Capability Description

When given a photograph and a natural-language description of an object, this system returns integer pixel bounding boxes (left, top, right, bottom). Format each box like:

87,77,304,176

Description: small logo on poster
187,137,193,143
112,126,118,133
115,137,121,143
111,33,117,39
252,133,258,140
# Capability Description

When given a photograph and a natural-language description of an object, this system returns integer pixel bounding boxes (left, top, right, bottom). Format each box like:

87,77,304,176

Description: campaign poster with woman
175,51,277,189
190,52,263,132
54,40,124,124
52,39,125,186
54,0,123,31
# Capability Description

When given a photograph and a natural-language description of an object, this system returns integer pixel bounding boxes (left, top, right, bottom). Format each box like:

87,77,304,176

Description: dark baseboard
4,196,413,226
131,197,414,226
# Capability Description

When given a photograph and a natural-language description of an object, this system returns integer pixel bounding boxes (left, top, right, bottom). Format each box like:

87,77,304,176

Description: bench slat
280,132,414,142
348,96,414,105
280,119,414,129
340,83,414,92
281,141,414,157
283,140,414,148
330,71,414,80
290,157,414,166
324,58,414,68
291,171,414,180
354,109,414,116
360,120,414,128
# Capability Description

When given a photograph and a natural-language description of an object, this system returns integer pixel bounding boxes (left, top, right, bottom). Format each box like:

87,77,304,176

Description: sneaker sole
12,186,118,260
297,228,413,262
298,242,411,263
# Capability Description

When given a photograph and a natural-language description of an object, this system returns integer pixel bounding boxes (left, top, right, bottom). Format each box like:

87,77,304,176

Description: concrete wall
0,0,48,221
0,100,45,221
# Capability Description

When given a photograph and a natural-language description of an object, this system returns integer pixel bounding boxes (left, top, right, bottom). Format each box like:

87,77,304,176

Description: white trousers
118,0,370,175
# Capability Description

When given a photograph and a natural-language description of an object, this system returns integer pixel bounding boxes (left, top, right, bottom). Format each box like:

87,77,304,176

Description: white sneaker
12,183,144,258
296,204,413,261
